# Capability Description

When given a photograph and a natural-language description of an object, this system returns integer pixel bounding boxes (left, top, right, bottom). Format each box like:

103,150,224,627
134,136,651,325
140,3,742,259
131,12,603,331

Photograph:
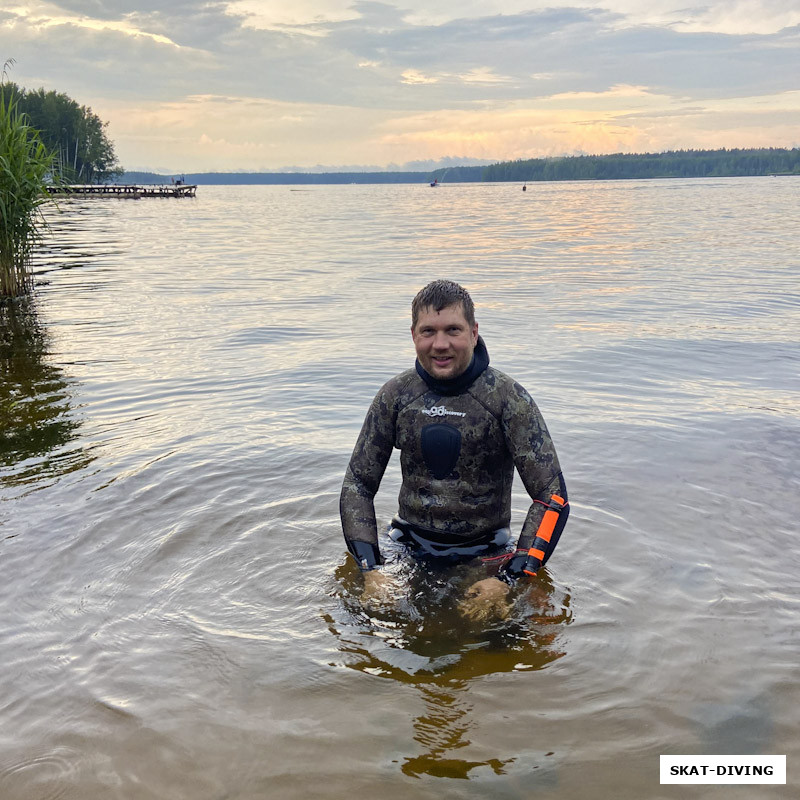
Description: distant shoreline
118,171,429,186
118,171,799,186
119,147,800,186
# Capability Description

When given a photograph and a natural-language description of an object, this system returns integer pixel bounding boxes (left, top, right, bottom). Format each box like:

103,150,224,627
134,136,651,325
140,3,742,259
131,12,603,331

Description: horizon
118,145,800,177
2,2,799,173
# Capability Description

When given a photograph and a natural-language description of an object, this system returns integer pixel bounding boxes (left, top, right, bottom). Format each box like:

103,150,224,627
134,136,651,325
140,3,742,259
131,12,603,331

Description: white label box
660,755,786,784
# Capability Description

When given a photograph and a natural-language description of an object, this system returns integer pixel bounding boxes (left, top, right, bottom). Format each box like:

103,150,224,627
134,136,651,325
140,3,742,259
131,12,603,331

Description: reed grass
0,88,55,300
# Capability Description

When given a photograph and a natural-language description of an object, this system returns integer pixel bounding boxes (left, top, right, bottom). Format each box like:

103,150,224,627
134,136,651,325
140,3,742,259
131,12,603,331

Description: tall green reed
0,87,55,300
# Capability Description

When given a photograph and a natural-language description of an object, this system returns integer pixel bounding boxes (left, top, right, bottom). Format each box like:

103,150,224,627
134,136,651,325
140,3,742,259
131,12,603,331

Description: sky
2,1,800,172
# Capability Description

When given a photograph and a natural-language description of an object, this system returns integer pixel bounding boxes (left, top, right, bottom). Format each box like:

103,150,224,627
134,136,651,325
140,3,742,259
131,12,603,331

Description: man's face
411,303,479,380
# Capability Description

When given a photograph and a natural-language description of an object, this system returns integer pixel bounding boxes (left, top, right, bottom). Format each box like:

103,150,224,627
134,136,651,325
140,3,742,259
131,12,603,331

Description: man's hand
458,577,512,623
361,569,399,609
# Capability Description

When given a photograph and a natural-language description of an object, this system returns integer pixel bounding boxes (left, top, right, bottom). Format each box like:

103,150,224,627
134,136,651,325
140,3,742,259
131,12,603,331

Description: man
340,280,569,619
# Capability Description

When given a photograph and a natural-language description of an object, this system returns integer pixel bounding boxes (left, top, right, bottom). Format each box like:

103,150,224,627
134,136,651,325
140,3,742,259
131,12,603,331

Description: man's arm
339,387,397,570
499,381,569,580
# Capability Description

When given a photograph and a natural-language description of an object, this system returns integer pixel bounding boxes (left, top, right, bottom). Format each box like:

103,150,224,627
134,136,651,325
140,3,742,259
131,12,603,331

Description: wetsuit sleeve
500,381,569,575
339,384,397,569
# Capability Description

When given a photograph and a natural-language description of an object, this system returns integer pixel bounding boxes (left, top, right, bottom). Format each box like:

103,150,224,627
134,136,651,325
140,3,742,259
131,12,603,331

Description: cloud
404,0,800,36
398,66,512,86
457,67,512,84
3,1,800,170
548,84,654,101
102,93,401,171
400,69,438,85
369,92,800,163
7,3,799,105
667,0,800,35
24,1,225,23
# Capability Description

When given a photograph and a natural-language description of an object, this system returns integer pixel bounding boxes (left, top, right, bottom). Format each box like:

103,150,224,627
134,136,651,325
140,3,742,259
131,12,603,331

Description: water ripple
2,179,799,796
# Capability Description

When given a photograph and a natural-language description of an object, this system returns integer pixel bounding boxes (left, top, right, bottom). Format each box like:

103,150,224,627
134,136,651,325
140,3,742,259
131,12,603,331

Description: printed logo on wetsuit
421,405,466,418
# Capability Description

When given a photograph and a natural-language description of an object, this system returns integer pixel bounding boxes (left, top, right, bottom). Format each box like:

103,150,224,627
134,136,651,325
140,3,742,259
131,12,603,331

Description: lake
1,178,799,799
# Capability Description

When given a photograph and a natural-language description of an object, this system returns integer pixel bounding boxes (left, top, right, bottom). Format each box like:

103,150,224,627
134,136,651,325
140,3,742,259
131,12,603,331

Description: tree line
429,148,800,183
125,148,800,187
2,81,120,184
2,65,121,298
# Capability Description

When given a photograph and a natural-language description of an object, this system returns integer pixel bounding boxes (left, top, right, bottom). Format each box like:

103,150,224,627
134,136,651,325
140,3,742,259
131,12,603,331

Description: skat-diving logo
422,405,466,418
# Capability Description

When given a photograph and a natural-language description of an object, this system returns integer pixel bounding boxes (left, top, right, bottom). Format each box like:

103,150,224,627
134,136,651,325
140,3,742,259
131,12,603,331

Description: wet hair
411,280,475,329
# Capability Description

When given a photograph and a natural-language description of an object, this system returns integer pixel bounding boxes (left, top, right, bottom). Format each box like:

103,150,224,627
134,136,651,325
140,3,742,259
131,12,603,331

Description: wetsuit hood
415,335,490,396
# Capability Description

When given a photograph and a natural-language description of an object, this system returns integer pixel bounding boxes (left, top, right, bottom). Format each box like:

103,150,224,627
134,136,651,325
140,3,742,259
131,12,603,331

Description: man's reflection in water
0,302,88,490
328,555,571,780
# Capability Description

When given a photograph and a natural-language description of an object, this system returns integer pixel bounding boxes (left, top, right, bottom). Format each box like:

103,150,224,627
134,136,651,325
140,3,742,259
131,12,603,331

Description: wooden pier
46,184,197,199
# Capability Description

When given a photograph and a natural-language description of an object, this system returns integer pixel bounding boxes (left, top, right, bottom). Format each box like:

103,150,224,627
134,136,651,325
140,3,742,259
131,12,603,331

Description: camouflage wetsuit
340,337,568,579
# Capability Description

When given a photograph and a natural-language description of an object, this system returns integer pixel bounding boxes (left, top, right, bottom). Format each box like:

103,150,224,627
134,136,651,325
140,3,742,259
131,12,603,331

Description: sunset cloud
2,1,798,171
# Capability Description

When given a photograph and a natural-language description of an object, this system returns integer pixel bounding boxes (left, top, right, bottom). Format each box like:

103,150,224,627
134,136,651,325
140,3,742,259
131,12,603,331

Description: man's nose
432,331,449,349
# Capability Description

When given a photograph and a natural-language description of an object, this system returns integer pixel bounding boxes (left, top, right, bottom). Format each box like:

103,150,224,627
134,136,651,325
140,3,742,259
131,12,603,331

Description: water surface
2,178,799,798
